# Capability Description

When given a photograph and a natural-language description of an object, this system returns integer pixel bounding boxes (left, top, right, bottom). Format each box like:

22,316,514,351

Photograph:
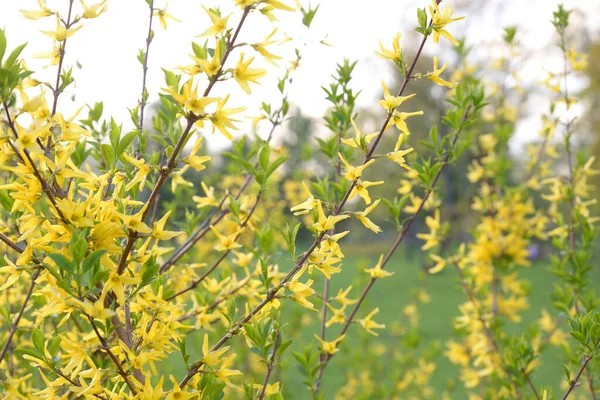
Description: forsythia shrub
0,0,598,399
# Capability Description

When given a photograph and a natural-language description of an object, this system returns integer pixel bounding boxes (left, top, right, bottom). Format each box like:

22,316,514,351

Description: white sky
1,0,599,150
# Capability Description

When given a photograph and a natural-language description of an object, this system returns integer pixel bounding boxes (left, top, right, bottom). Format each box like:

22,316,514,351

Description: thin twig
178,9,441,388
258,331,281,400
87,316,138,394
138,0,155,136
562,338,600,400
166,192,262,301
117,6,252,276
0,269,40,363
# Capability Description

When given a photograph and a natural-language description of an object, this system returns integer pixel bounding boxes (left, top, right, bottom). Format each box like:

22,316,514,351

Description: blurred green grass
159,243,564,398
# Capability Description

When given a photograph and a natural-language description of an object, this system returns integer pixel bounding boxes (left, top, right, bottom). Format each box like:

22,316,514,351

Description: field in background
160,243,564,398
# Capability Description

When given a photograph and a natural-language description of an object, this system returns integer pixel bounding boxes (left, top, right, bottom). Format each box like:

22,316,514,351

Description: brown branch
87,316,138,394
138,0,155,136
117,6,252,276
50,0,75,117
258,331,281,400
178,10,442,388
562,338,600,400
166,192,261,301
0,232,24,254
0,269,40,363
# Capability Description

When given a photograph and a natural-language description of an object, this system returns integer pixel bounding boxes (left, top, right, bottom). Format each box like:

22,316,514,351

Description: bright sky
1,0,599,149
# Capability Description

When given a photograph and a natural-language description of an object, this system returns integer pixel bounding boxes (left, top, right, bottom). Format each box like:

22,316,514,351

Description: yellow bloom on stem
290,181,319,215
566,44,588,71
193,182,220,209
265,0,295,11
168,79,218,115
198,6,230,37
364,254,394,279
313,201,349,232
210,225,244,251
182,137,211,171
386,133,414,169
425,57,454,88
41,15,82,41
379,81,416,111
251,29,282,66
103,271,141,305
20,0,53,20
354,199,382,233
338,153,375,181
286,278,316,310
314,334,346,354
80,0,107,19
428,254,446,274
123,153,151,191
375,33,402,63
233,53,266,94
253,382,280,396
211,95,245,140
358,307,386,336
154,2,181,30
341,118,378,149
119,207,152,234
0,257,22,291
388,110,423,135
333,286,357,306
214,354,242,386
152,211,183,241
166,376,195,400
325,303,346,327
198,42,222,77
429,0,465,46
201,333,230,367
348,179,384,204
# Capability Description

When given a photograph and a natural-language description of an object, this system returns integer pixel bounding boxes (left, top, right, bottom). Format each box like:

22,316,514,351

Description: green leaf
0,29,6,64
32,328,45,353
3,43,27,69
101,144,115,168
82,250,107,273
117,131,138,157
48,253,75,274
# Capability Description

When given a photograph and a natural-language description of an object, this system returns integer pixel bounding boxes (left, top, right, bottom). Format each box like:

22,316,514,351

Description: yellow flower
355,200,382,233
80,0,107,19
210,225,244,251
358,308,386,336
253,382,280,396
348,179,384,204
198,6,230,37
467,160,485,183
182,137,211,171
166,79,218,115
198,41,222,77
20,0,53,20
314,201,349,232
103,271,141,305
210,95,246,140
386,133,414,169
428,254,446,274
379,80,416,111
341,119,378,149
290,181,319,215
154,2,181,30
429,0,465,46
286,276,316,310
201,334,231,366
193,182,220,209
251,29,282,66
233,53,266,94
364,254,394,279
566,44,588,71
0,257,22,291
119,207,152,234
338,153,375,181
152,211,183,240
375,33,402,63
425,57,454,88
123,153,151,191
388,110,423,135
41,15,82,41
314,333,346,354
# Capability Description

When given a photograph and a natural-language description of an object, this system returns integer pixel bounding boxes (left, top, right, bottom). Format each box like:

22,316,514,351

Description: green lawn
159,243,567,399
